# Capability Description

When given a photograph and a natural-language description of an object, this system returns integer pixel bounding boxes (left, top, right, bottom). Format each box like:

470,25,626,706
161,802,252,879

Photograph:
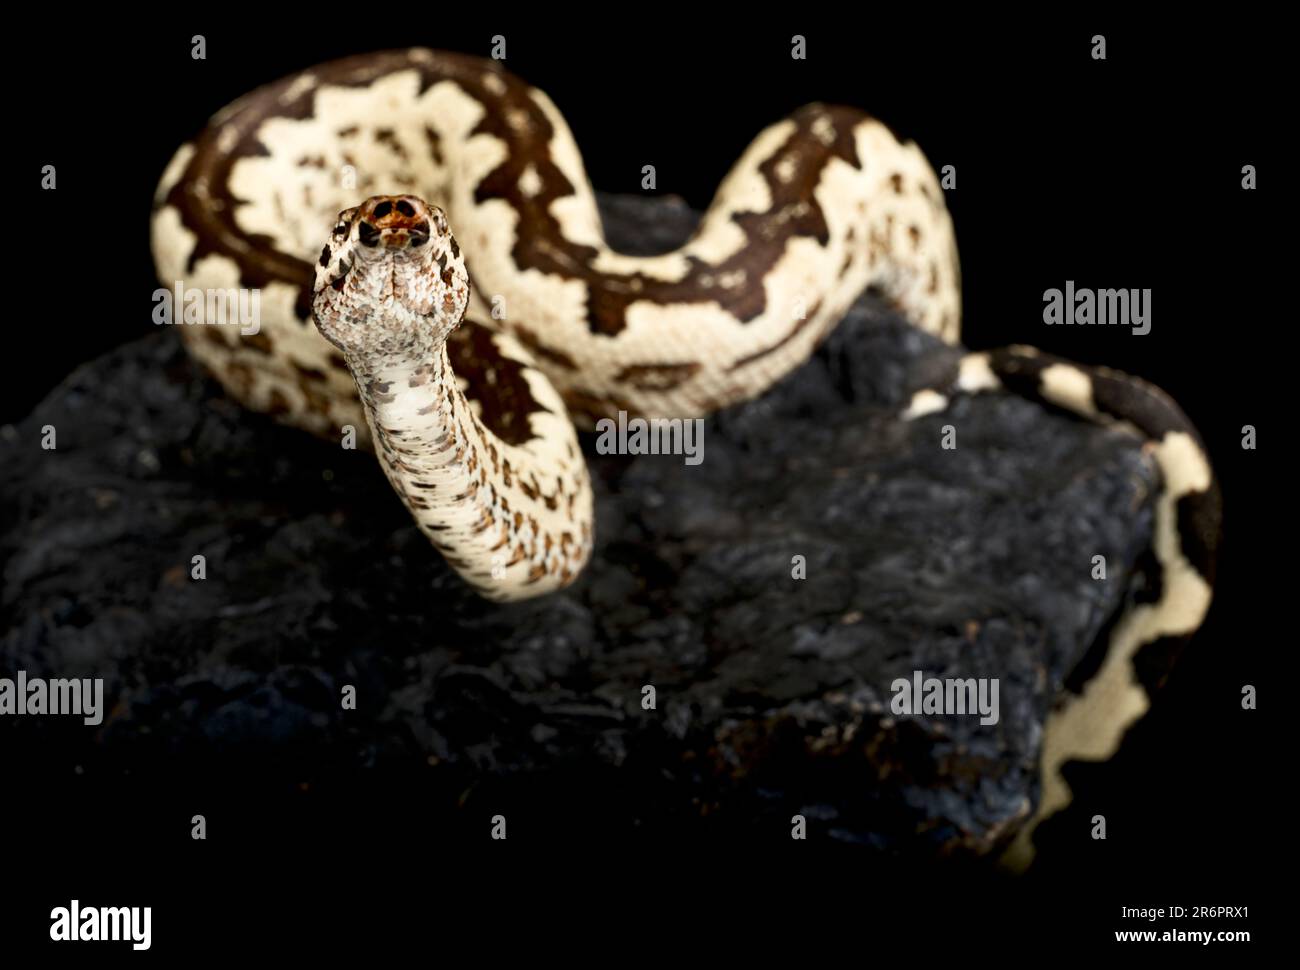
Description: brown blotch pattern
447,322,547,446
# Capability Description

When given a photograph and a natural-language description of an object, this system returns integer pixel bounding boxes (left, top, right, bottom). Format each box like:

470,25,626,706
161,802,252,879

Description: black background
5,13,1282,953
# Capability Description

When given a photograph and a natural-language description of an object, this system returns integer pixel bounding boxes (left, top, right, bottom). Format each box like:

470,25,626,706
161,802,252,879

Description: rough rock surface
0,194,1158,856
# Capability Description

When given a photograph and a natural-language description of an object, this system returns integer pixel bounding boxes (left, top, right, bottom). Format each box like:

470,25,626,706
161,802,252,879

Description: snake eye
332,223,348,237
358,221,379,246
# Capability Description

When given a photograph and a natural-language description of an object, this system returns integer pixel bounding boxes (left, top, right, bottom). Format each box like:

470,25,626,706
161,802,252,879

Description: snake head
311,195,470,358
352,195,438,256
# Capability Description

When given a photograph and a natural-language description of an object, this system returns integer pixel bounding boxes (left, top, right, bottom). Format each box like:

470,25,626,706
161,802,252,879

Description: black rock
0,194,1157,856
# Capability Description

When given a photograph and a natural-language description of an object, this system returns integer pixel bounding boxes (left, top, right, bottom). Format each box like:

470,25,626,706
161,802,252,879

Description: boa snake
150,48,1221,860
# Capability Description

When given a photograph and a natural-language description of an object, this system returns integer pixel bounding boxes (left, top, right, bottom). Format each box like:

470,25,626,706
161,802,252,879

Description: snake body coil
151,48,1221,857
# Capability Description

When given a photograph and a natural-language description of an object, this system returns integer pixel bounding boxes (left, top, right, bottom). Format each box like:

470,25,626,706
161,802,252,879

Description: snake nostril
372,201,393,218
395,200,416,217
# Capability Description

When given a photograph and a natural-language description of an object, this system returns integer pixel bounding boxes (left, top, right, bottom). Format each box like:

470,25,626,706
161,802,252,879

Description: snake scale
150,48,1221,859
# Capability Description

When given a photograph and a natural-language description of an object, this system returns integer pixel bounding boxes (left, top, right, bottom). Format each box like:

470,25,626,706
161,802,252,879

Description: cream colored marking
150,205,198,283
902,389,949,420
281,73,319,105
517,164,543,198
217,125,240,155
1039,364,1099,418
153,144,195,205
956,353,1001,394
811,114,837,146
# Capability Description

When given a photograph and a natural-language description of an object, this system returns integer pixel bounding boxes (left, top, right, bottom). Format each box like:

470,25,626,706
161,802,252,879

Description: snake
150,47,1221,861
